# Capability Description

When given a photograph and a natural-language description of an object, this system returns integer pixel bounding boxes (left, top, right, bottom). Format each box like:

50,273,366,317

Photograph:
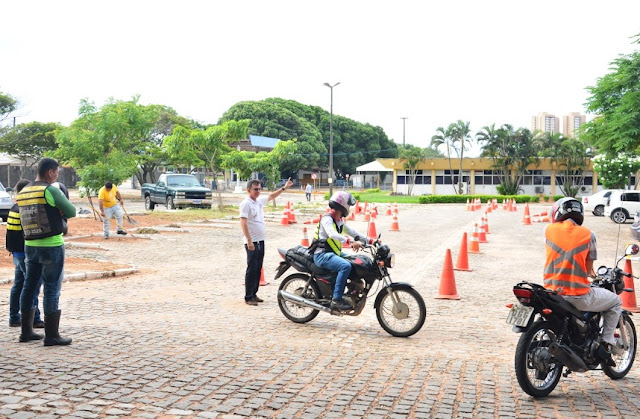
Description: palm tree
431,126,455,192
477,124,539,195
449,120,473,194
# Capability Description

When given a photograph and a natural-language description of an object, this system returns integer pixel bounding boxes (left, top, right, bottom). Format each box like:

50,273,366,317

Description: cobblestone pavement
1,203,640,418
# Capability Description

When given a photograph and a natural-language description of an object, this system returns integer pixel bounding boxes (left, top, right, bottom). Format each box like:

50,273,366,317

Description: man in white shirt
240,178,293,306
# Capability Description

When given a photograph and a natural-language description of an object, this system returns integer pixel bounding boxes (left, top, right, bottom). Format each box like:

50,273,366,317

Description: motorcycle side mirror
625,244,640,256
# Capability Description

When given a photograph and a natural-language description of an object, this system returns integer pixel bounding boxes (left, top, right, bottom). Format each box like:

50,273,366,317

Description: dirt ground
0,213,172,279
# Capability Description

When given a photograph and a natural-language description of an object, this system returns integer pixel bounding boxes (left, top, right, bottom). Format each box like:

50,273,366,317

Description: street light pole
401,117,408,147
324,82,340,197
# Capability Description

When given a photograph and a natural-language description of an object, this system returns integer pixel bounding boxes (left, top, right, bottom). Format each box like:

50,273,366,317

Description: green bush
417,194,537,204
552,195,563,202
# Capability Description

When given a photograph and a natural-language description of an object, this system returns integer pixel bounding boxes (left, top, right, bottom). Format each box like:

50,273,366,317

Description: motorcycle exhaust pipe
279,290,332,313
548,342,588,372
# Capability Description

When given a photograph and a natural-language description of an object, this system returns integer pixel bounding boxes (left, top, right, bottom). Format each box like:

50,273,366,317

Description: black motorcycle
507,244,639,397
275,238,426,337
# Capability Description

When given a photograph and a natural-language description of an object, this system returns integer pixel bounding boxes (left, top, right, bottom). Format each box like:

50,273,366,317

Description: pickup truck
141,173,213,210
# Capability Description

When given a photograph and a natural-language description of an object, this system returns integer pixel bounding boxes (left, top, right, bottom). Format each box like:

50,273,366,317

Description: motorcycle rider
543,197,621,366
312,191,372,311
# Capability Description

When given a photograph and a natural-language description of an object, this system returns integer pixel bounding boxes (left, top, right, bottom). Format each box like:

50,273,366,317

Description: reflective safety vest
17,181,64,240
5,203,25,253
312,214,344,255
544,221,592,296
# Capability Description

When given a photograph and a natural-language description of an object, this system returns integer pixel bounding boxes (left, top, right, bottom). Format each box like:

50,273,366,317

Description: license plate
506,303,534,327
192,200,202,204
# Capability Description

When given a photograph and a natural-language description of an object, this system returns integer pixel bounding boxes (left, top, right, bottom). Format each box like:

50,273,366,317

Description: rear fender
274,262,291,280
373,282,415,309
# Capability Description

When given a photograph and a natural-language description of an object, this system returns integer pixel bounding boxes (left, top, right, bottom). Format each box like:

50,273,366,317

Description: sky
1,0,639,157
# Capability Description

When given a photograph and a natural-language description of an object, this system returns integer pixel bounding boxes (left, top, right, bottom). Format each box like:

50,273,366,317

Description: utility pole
324,82,340,197
401,117,408,147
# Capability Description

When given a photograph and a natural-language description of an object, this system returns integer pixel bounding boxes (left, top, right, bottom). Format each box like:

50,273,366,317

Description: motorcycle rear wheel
375,288,426,337
514,320,563,397
277,274,320,324
603,314,637,379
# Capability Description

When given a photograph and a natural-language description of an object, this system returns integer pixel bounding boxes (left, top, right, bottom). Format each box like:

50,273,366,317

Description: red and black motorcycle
275,238,426,337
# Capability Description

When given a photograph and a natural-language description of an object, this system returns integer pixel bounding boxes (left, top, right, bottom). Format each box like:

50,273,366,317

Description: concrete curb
1,266,138,285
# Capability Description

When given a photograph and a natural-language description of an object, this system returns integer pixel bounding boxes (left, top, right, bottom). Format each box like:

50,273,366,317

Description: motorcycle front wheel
376,287,426,337
603,314,637,379
277,274,320,324
514,320,563,397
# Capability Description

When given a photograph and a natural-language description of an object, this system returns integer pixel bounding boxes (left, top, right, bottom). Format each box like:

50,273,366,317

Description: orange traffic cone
523,203,532,225
469,223,481,254
386,204,392,216
622,259,640,312
478,218,488,243
363,201,368,215
394,203,398,214
304,214,322,224
301,227,310,247
512,200,517,212
466,199,471,211
281,208,290,226
483,213,490,234
493,199,498,210
288,203,297,224
371,207,377,219
435,249,460,300
454,233,472,272
367,220,378,240
364,210,371,222
259,268,269,286
348,210,355,221
390,216,400,231
355,200,361,215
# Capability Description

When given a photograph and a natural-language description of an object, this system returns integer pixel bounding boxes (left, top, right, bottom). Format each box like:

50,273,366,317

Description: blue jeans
314,251,351,300
20,245,65,316
244,241,265,301
9,254,42,324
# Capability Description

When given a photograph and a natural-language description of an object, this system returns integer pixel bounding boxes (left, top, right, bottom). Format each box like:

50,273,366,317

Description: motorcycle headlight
386,254,395,268
377,245,390,259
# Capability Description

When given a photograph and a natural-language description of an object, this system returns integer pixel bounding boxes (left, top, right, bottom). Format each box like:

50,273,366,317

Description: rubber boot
19,308,44,342
43,310,72,346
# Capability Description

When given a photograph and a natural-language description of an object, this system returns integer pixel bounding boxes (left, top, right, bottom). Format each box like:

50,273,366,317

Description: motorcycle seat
285,245,333,276
548,294,584,318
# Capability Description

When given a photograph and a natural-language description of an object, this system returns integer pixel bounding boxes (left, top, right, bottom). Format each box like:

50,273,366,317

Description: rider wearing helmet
543,197,621,365
312,191,372,311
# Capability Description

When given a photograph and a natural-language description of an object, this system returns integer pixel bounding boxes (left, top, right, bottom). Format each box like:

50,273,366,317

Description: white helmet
552,197,584,225
329,191,356,217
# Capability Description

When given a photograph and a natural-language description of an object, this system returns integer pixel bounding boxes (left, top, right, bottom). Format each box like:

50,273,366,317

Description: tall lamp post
401,117,408,147
324,82,340,197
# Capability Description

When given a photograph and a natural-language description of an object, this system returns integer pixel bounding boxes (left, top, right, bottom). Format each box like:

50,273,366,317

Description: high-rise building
531,112,560,134
562,112,586,138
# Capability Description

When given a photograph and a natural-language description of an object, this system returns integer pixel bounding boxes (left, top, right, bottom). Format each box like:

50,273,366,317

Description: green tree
219,98,398,178
135,105,193,185
449,120,474,194
477,124,540,195
592,153,640,189
164,119,249,209
430,125,455,192
537,133,593,197
0,90,18,124
399,145,427,196
582,34,640,154
55,97,154,194
0,121,62,170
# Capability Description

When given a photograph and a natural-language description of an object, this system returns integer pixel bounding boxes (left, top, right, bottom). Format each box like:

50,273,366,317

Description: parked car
0,182,13,222
603,190,640,224
581,189,619,216
141,173,213,210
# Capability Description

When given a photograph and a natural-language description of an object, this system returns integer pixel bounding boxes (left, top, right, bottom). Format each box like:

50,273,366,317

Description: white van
603,190,640,224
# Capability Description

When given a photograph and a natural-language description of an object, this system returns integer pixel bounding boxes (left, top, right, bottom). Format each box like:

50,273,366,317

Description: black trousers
244,241,265,301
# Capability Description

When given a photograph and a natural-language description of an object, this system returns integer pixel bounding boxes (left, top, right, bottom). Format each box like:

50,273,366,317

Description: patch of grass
146,207,238,223
136,228,159,234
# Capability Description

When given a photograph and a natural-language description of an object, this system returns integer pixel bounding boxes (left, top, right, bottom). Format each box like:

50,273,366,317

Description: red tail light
513,288,533,304
583,197,588,203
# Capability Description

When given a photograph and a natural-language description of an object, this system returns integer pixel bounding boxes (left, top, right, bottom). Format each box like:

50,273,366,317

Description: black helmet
552,197,584,225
